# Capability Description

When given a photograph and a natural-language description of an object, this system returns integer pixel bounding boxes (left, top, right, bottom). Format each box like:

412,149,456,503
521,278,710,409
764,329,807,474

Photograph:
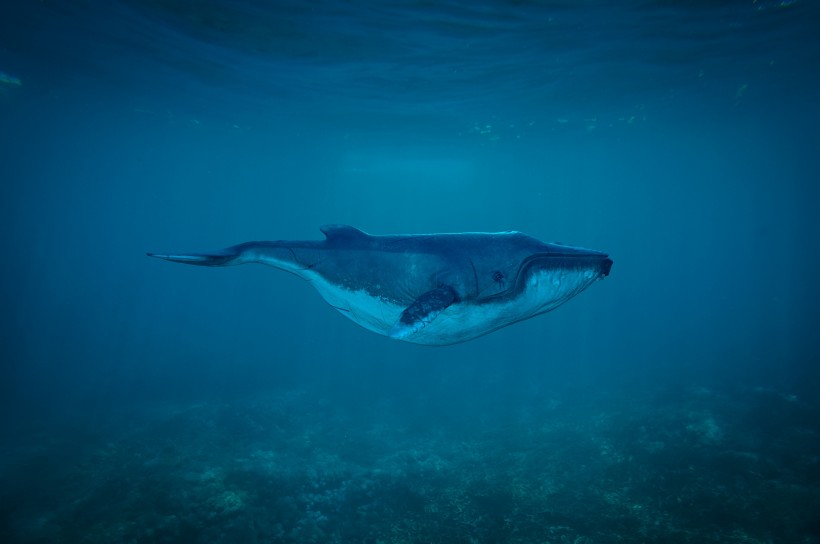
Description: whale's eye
492,270,505,284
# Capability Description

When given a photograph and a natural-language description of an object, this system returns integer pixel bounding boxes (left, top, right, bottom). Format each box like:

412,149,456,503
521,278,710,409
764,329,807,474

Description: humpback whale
148,225,612,346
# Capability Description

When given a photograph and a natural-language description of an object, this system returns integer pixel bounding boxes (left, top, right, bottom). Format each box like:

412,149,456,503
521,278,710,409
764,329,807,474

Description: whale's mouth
478,251,611,305
513,252,613,294
522,251,612,277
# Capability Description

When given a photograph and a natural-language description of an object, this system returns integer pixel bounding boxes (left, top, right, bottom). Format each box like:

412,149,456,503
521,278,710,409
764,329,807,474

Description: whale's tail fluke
148,241,315,272
147,245,250,267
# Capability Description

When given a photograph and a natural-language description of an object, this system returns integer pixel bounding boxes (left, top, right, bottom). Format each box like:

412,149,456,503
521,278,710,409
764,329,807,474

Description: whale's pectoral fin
388,286,458,340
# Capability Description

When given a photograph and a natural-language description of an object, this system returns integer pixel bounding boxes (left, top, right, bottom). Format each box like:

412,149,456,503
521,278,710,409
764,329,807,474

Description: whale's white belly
304,265,602,346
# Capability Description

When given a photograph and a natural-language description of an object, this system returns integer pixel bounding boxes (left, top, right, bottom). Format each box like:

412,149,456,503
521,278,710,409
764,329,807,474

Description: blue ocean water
1,1,819,542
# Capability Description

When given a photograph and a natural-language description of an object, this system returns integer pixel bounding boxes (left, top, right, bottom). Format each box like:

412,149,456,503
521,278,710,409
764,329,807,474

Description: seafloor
1,385,818,543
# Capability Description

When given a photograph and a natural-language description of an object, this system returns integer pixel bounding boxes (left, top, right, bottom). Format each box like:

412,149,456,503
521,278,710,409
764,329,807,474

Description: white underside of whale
302,266,601,346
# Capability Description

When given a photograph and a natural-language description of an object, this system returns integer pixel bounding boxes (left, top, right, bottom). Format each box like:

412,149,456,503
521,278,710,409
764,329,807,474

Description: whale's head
471,233,611,316
510,240,612,315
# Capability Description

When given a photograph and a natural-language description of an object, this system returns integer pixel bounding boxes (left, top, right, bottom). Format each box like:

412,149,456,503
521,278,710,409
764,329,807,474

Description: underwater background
1,1,819,542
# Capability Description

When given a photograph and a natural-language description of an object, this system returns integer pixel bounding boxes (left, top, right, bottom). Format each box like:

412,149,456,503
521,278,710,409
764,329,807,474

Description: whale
148,225,612,346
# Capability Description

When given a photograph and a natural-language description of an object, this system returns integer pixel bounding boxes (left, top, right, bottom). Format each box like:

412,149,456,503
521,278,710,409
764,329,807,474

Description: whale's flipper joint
388,285,458,340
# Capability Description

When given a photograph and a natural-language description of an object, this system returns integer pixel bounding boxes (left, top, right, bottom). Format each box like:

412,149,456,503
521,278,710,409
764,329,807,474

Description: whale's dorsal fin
387,285,459,340
320,224,368,241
